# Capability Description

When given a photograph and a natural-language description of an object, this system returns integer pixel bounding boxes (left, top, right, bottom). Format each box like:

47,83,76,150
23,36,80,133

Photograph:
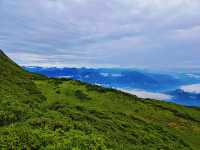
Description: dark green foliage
56,90,61,94
85,84,107,93
1,49,200,150
75,90,91,100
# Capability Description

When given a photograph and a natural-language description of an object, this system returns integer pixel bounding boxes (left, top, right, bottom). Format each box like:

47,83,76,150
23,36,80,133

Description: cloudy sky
0,0,200,69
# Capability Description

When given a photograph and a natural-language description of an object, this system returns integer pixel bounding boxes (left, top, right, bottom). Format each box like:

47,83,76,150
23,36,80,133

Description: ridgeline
0,49,200,150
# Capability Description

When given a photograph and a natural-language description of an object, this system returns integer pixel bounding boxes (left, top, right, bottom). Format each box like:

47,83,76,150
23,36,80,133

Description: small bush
75,90,91,100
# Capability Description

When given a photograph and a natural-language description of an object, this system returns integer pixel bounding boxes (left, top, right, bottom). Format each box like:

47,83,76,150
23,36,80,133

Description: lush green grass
0,50,200,149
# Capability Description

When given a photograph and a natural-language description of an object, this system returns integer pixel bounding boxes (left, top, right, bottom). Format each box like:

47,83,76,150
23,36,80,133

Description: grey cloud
0,0,200,69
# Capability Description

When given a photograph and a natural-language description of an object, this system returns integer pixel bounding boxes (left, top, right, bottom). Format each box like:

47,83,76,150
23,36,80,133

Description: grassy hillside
0,50,46,126
0,49,200,150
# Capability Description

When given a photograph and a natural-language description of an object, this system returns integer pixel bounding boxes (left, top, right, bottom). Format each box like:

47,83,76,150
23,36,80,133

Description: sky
0,0,200,69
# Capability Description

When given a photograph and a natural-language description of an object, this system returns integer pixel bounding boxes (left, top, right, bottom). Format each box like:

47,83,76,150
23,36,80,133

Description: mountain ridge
25,66,200,106
0,49,200,150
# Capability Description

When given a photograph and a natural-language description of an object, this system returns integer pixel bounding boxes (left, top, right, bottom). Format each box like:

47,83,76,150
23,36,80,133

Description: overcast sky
0,0,200,69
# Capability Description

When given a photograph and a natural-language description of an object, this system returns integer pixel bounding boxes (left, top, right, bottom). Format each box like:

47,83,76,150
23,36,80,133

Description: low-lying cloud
120,89,172,100
181,84,200,94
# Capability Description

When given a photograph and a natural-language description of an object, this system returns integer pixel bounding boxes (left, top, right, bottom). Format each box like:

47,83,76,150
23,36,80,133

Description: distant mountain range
26,66,200,106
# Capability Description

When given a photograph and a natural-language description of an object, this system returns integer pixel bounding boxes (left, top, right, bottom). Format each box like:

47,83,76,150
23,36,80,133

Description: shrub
75,90,91,100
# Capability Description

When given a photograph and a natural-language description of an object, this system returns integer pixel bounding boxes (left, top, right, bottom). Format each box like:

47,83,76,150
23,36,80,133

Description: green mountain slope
0,49,200,150
0,50,46,125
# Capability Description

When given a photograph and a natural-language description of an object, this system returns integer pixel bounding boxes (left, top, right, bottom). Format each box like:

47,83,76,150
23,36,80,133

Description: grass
0,49,200,150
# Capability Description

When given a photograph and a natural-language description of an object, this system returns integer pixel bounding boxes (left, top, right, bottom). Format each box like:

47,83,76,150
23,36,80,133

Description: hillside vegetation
0,49,200,150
